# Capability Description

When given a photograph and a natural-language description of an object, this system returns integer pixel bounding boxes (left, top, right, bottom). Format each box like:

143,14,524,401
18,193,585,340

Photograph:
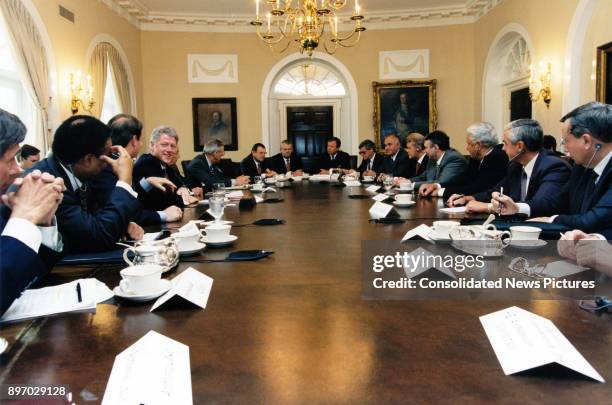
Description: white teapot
123,238,179,271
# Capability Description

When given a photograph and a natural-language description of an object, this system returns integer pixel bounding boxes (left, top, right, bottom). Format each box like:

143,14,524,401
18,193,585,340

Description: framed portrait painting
596,41,612,104
372,80,437,148
192,98,238,151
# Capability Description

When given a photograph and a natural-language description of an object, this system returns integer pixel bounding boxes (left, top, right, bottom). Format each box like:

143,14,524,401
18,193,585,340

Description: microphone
508,149,524,162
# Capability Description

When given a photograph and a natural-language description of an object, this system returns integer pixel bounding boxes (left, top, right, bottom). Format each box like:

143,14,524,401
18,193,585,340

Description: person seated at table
186,139,250,191
557,230,612,276
133,126,199,211
89,114,183,225
31,115,143,253
355,139,384,178
543,134,565,158
492,102,611,237
318,137,351,174
444,122,508,204
267,139,304,176
404,132,428,178
452,119,570,215
378,133,411,179
240,143,276,180
0,109,65,314
17,144,40,170
396,130,467,196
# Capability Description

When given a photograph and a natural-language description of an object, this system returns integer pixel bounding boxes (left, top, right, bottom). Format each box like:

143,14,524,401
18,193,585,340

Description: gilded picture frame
372,80,437,148
596,41,612,104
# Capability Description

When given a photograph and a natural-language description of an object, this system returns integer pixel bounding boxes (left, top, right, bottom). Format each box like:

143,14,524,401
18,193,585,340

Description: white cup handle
119,279,133,294
123,248,136,266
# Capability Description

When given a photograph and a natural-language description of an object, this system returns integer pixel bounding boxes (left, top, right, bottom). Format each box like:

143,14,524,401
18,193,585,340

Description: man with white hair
443,122,508,204
133,125,199,211
186,139,250,191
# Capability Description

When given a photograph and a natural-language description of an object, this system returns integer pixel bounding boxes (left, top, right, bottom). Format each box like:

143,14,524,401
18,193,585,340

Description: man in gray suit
398,130,467,197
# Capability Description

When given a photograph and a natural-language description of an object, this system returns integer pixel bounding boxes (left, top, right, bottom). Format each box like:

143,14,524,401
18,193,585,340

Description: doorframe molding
503,76,530,124
279,99,342,146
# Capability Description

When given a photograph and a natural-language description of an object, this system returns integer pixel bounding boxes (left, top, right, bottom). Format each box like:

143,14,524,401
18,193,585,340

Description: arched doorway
261,52,358,155
482,23,535,135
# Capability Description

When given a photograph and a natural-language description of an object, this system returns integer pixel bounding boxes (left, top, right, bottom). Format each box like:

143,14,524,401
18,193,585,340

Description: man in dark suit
444,122,508,203
355,139,384,178
32,115,143,253
404,132,428,178
133,126,201,211
454,119,570,216
380,133,411,178
494,103,612,237
186,139,250,191
89,115,183,225
402,130,467,196
267,140,304,176
240,143,274,180
0,109,65,314
543,134,566,158
318,137,351,173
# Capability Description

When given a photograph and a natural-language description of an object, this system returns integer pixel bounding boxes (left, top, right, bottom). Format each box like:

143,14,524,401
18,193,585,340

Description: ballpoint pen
498,186,504,215
76,282,82,303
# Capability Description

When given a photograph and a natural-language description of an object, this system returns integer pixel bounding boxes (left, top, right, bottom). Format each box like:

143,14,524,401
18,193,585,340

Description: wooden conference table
0,181,610,404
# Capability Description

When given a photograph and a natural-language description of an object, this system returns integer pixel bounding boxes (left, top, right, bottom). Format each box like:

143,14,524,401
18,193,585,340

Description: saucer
113,279,171,302
509,239,548,250
178,241,206,256
201,234,238,247
427,230,452,243
393,201,415,208
201,220,234,226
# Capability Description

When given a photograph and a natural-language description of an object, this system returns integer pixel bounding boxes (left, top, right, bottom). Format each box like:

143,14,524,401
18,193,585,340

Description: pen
76,282,82,303
498,186,504,215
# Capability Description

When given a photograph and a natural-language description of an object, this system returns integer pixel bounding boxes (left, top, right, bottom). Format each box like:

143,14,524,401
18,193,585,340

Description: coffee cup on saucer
394,194,413,204
509,226,542,240
399,182,414,191
431,220,459,239
172,229,202,250
119,264,164,295
203,224,232,242
363,175,374,182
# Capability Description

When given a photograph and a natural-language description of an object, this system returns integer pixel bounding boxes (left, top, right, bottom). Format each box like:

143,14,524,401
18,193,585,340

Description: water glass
209,194,225,223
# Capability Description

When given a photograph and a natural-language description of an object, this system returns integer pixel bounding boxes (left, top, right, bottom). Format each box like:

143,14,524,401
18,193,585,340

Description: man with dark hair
186,139,250,191
356,139,384,177
453,119,570,215
380,134,411,178
32,115,142,253
542,134,565,157
318,136,350,173
240,143,275,179
0,108,65,314
399,130,467,195
17,144,40,170
267,140,304,176
495,102,612,237
89,115,183,224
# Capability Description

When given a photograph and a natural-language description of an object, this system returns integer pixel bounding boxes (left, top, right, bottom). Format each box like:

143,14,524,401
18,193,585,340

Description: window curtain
88,42,132,117
0,0,51,153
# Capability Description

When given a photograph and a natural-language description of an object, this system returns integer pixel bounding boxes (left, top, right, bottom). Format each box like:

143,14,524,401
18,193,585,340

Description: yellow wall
474,0,579,137
140,24,475,161
580,0,612,104
30,0,143,120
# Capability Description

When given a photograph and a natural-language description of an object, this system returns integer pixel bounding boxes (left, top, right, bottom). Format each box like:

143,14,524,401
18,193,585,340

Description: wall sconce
529,62,552,109
70,71,94,115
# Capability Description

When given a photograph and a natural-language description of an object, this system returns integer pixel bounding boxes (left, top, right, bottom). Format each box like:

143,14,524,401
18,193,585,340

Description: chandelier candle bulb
256,0,259,18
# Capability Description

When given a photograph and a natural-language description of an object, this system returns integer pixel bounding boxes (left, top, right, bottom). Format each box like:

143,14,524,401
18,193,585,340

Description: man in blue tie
0,109,65,314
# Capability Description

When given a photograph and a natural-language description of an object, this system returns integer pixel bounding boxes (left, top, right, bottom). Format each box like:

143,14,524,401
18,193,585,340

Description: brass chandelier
250,0,366,56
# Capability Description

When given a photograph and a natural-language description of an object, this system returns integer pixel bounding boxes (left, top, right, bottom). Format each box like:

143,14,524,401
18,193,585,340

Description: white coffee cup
509,226,542,240
203,224,231,242
119,264,163,294
173,229,201,250
399,182,414,191
431,220,459,238
395,194,413,204
363,175,374,182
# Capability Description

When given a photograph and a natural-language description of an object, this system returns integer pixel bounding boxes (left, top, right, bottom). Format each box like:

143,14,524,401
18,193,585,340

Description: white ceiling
138,0,469,16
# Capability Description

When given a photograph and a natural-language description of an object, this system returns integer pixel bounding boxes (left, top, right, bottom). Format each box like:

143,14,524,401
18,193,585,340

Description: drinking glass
209,194,225,223
213,183,226,194
383,175,395,195
253,176,263,185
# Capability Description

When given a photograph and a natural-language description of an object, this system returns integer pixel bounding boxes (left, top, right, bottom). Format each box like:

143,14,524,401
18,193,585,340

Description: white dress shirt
516,153,539,216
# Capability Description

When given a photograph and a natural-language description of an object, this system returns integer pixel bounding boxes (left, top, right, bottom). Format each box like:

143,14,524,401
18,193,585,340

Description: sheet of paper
142,231,162,242
178,221,201,233
102,330,192,405
368,201,394,219
151,268,214,311
254,195,264,204
95,280,114,303
372,193,389,202
437,188,446,197
541,260,589,278
1,279,97,324
403,247,456,279
366,185,381,193
343,180,362,187
439,206,467,214
479,306,604,382
401,224,433,242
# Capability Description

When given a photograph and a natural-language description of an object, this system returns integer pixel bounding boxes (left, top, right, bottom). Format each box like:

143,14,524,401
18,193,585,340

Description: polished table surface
1,181,610,404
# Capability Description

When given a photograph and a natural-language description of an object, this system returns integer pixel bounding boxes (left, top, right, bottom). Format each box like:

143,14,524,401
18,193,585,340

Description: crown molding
102,0,504,32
